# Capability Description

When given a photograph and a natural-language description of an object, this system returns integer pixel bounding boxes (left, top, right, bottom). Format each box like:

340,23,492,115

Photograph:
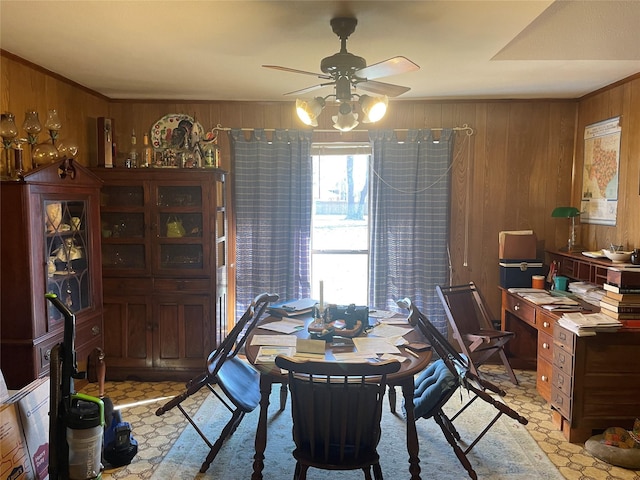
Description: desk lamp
551,206,581,252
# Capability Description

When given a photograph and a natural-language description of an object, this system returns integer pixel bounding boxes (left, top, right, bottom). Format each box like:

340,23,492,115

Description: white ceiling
2,1,640,102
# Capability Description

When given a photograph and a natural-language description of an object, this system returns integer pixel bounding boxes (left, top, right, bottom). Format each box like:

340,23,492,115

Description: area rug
154,382,563,479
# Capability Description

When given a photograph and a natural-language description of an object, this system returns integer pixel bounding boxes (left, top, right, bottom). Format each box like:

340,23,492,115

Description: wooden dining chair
397,297,528,480
274,356,401,480
155,292,279,473
436,282,518,384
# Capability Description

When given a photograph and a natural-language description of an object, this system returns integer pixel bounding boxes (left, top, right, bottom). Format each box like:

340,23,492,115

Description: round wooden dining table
244,313,432,480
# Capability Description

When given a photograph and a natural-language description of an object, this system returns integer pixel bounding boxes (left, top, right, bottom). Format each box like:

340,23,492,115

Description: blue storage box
499,259,544,288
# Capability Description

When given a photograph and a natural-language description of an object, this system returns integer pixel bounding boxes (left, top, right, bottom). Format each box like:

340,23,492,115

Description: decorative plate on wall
150,114,204,149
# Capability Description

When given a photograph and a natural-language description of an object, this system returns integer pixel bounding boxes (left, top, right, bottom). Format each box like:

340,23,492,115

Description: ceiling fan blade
283,83,333,96
355,56,420,81
355,80,411,97
263,65,332,80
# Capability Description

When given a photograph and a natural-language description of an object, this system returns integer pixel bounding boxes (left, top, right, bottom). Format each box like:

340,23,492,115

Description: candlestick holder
0,113,18,179
44,109,62,145
13,138,27,179
22,110,42,169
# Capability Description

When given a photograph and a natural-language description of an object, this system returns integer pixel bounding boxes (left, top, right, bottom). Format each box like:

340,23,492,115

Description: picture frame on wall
580,116,622,226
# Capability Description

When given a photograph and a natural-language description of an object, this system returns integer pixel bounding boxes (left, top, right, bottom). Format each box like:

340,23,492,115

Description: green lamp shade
551,206,580,218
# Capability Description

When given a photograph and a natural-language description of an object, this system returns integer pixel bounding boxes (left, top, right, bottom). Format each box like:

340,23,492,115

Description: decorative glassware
33,143,60,165
23,110,42,169
0,113,19,178
57,140,79,160
44,109,62,144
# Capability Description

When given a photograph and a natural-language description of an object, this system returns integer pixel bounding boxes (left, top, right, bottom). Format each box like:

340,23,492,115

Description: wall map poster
581,116,621,226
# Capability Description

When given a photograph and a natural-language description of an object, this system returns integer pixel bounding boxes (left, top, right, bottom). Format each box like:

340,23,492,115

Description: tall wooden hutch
93,168,227,381
1,161,104,389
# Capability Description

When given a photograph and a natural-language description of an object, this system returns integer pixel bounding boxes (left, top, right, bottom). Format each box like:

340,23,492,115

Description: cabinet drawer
538,331,554,362
538,311,556,335
553,324,575,354
76,317,103,347
553,346,574,376
537,357,553,402
504,293,536,327
551,386,572,419
154,278,211,292
104,277,153,295
552,365,572,396
37,334,63,373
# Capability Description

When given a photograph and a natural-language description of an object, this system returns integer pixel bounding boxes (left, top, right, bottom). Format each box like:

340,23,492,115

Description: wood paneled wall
3,51,639,317
0,53,110,171
573,78,640,253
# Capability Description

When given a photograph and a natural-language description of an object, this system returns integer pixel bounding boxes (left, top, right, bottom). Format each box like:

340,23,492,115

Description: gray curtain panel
368,129,454,333
231,129,313,313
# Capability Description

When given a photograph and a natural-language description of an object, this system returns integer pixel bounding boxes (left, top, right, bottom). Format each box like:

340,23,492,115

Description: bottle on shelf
126,129,138,168
141,133,152,168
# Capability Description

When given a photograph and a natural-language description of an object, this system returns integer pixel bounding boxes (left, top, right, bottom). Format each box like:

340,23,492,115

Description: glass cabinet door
44,199,91,326
100,185,147,272
155,185,205,273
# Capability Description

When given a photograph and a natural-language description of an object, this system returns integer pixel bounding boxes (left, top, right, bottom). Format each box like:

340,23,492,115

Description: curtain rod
212,124,475,135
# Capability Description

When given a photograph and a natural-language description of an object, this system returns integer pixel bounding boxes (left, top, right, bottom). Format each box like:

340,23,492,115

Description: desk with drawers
501,288,640,443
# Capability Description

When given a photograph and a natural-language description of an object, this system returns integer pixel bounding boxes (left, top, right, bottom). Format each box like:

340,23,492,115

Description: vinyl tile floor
79,366,640,480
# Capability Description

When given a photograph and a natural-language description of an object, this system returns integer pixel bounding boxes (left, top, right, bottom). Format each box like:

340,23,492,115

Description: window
311,144,371,305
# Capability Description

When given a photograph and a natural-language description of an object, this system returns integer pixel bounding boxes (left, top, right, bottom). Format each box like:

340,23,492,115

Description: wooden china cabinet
93,168,228,381
1,161,104,389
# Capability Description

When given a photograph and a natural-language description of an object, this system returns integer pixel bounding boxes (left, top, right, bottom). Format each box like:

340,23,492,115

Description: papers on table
254,338,326,364
258,318,305,334
367,323,412,338
255,346,296,364
250,335,297,346
557,312,622,337
508,289,583,310
352,337,401,354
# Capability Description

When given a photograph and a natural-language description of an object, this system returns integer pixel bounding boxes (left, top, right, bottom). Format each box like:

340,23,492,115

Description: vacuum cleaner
46,293,104,480
47,293,138,479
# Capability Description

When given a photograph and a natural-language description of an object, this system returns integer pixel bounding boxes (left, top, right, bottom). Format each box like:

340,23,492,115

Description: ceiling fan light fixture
360,95,388,123
331,103,359,132
296,97,325,126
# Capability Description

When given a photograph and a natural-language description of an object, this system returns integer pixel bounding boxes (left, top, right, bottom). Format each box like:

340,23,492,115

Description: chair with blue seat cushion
156,292,279,473
398,298,528,480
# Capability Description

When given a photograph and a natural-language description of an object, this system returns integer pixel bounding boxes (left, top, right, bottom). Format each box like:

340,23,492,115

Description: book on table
601,291,640,302
599,308,640,320
599,300,640,313
602,283,640,295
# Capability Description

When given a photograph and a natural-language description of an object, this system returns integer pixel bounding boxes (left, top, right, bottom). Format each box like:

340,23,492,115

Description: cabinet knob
541,375,548,382
91,325,101,336
543,321,550,328
543,342,550,349
44,349,51,361
514,304,520,311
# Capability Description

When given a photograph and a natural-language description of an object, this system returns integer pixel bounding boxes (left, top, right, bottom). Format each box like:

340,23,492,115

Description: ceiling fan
263,17,420,102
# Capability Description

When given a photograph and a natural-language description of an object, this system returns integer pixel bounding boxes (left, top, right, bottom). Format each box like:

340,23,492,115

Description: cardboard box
500,259,544,288
14,379,49,480
499,230,537,260
0,403,34,480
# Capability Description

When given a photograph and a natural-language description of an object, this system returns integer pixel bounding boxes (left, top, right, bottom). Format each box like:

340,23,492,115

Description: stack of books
601,267,640,326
